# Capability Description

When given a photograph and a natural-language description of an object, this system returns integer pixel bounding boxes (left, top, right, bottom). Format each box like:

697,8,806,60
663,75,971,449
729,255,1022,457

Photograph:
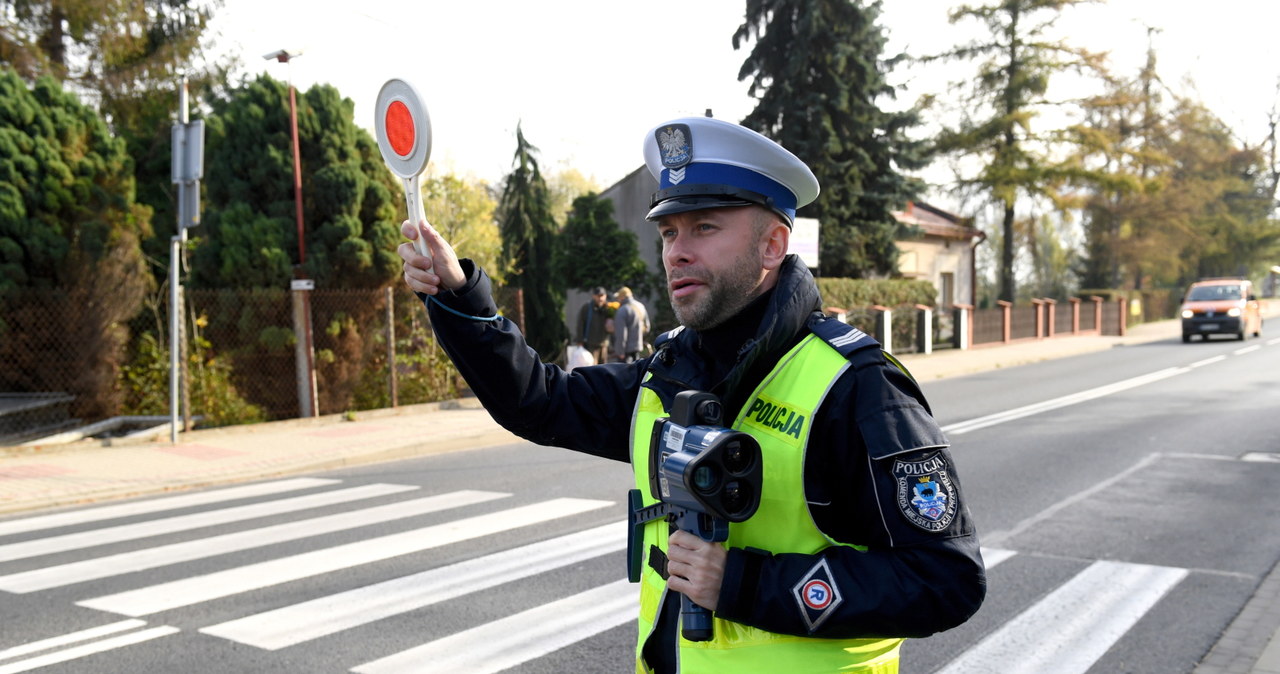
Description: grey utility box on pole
171,119,204,228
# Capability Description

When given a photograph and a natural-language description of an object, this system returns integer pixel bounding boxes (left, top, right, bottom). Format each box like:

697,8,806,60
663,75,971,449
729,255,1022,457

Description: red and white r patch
792,558,843,632
802,579,834,610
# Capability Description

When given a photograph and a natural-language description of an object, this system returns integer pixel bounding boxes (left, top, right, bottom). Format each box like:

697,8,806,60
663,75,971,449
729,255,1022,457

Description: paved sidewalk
0,315,1275,673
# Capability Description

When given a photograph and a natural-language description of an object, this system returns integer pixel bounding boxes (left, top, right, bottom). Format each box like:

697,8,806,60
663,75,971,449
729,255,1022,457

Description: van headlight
1228,307,1242,317
1181,309,1194,319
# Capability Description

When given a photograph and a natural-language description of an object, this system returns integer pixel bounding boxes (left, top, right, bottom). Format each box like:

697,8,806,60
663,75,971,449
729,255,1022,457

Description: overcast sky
208,0,1280,201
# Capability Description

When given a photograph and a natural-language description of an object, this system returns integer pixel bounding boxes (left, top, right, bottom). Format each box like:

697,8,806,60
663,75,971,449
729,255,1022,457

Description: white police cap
643,116,819,225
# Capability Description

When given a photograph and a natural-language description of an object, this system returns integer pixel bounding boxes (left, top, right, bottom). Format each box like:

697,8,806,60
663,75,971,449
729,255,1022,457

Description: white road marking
1233,345,1261,355
0,626,178,674
0,490,507,593
78,498,613,616
202,522,626,649
0,619,146,661
942,367,1187,435
1189,355,1227,368
982,548,1016,569
351,579,636,674
984,453,1160,548
937,560,1187,674
0,478,338,538
0,483,417,562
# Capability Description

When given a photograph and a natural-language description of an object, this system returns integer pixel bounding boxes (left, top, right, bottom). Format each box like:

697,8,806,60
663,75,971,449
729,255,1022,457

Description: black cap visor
646,183,791,224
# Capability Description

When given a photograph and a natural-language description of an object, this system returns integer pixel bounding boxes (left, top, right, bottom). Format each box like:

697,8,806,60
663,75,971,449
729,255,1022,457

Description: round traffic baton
374,78,433,266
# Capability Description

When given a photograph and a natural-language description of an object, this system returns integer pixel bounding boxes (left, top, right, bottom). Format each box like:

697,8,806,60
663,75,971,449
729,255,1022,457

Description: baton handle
404,175,433,272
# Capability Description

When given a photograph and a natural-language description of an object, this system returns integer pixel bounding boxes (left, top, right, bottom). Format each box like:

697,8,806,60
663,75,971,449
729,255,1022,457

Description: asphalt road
1,332,1278,673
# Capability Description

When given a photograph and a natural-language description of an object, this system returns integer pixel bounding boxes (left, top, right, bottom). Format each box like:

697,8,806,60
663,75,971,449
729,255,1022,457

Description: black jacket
423,255,985,649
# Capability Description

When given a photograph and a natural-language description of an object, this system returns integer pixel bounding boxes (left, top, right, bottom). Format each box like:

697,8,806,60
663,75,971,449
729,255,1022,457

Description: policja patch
892,452,958,532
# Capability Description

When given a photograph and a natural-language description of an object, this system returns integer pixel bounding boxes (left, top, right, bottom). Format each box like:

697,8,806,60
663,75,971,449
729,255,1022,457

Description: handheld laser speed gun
628,390,763,642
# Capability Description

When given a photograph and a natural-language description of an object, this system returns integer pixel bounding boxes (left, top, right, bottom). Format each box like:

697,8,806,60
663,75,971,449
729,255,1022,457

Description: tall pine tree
734,0,927,278
498,124,566,359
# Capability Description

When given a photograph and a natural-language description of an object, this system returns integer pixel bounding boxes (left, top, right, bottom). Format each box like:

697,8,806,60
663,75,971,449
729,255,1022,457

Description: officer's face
657,206,785,331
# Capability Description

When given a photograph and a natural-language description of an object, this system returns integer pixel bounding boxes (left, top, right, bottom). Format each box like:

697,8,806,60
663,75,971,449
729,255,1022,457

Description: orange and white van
1180,278,1263,342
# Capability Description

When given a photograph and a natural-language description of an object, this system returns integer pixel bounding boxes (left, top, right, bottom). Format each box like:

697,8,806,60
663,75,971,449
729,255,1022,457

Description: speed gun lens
692,465,719,493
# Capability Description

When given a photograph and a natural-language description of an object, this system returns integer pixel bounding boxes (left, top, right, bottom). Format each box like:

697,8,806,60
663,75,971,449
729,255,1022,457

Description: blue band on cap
661,163,798,219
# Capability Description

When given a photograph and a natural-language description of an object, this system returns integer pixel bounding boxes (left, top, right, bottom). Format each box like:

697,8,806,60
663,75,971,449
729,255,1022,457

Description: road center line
941,367,1188,435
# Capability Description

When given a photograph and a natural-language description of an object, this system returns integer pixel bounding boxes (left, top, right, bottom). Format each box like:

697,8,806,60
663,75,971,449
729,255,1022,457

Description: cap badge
656,124,692,170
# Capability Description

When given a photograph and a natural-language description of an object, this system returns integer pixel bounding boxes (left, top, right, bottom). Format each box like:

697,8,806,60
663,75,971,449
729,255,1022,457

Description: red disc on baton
374,79,431,179
385,101,415,157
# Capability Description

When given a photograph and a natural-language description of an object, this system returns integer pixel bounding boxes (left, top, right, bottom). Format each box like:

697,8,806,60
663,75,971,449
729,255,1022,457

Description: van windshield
1187,285,1242,301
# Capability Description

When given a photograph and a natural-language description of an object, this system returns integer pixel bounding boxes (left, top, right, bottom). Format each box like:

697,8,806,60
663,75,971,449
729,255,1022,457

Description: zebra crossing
0,477,1193,673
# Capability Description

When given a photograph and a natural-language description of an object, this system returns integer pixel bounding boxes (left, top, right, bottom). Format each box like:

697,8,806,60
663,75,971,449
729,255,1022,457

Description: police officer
399,116,985,673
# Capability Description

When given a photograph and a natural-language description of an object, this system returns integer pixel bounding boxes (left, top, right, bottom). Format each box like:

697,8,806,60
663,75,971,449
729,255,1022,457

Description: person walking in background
575,287,611,365
611,286,648,363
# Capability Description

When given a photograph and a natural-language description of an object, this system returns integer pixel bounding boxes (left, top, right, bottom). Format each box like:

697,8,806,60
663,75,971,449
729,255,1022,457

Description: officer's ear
760,215,789,272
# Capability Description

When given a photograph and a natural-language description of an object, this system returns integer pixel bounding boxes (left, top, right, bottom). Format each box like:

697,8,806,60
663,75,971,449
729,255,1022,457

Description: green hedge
816,278,937,310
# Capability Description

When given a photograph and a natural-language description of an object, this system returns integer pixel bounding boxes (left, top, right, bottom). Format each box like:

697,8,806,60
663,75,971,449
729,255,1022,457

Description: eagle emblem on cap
657,124,692,169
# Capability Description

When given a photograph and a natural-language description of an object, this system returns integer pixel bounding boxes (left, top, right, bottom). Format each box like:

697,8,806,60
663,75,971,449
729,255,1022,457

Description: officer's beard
669,247,768,332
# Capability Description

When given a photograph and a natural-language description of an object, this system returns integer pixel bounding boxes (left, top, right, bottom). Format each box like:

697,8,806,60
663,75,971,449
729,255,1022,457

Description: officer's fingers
400,220,420,241
668,530,707,553
400,244,443,296
416,222,467,291
666,562,720,611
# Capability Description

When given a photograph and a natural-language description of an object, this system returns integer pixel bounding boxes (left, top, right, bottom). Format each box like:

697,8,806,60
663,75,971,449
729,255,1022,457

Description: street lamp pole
265,49,318,418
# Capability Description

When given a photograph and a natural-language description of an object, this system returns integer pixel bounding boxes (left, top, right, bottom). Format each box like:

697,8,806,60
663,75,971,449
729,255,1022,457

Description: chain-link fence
0,286,463,436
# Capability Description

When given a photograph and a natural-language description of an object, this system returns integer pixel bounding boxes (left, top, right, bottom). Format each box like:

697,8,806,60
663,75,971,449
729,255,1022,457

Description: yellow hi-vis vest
630,334,903,673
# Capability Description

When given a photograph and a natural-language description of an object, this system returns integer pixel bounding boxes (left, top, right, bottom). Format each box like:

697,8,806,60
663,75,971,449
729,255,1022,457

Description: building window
941,272,955,308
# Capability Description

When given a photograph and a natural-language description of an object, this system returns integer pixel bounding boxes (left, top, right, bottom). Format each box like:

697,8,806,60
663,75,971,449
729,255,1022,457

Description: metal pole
289,86,305,266
169,236,180,444
169,76,190,444
386,287,398,407
287,83,317,418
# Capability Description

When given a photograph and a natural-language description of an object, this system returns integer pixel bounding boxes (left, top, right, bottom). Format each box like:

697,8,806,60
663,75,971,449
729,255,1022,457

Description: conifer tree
498,124,567,359
734,0,927,278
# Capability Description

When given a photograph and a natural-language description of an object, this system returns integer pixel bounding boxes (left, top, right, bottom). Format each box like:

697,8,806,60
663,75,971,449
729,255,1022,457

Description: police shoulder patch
892,452,959,532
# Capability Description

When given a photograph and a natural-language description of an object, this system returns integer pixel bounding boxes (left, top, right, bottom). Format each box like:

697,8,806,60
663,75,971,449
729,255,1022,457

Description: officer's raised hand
399,220,465,295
